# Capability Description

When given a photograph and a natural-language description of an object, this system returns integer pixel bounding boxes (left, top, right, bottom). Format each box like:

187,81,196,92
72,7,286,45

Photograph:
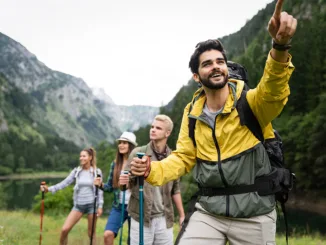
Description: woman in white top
41,147,103,245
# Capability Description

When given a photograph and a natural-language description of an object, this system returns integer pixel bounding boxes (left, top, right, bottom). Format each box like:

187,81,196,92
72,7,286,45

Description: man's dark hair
189,39,227,74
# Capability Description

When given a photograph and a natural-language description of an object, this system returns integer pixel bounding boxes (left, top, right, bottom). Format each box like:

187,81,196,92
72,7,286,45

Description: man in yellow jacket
127,0,297,244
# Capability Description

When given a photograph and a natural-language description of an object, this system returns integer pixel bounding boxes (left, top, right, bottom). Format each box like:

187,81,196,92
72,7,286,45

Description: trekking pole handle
120,170,129,191
136,152,145,186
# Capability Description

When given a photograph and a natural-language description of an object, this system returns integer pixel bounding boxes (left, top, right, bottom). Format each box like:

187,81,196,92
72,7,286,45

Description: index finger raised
273,0,284,19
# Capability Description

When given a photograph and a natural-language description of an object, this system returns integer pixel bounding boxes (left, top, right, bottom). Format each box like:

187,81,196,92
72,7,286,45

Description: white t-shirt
119,189,131,204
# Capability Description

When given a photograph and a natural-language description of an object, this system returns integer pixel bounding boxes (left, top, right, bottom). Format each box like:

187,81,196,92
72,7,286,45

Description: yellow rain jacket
146,52,295,218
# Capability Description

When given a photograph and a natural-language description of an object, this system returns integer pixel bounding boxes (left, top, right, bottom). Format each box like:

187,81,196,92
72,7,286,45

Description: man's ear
193,73,200,83
165,130,171,138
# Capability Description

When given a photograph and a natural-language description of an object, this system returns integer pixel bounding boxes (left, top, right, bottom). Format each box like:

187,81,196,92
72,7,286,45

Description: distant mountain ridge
92,87,158,132
0,32,158,148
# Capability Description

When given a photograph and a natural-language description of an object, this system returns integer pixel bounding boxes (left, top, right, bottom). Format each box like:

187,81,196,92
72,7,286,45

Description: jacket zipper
212,116,230,217
189,114,230,216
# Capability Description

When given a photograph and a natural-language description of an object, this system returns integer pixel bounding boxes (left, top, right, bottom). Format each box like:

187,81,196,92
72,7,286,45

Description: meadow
0,210,325,245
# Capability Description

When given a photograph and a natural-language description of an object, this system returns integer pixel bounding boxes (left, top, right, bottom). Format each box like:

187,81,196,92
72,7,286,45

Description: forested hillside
134,0,326,196
0,74,79,174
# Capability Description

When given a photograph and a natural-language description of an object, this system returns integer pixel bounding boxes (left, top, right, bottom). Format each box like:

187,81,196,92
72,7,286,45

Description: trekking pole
119,170,129,245
136,152,145,245
39,181,46,245
90,174,101,245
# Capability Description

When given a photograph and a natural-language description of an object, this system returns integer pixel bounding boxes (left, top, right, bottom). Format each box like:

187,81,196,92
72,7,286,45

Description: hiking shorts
105,204,130,237
72,203,97,214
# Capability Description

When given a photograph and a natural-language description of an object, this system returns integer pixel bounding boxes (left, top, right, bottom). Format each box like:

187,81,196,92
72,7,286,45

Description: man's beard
199,73,228,90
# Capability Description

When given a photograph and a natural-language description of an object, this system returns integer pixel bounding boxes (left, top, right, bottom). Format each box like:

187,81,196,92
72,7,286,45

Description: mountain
0,72,80,174
0,33,121,146
134,0,326,195
92,87,159,132
0,32,158,146
0,32,157,174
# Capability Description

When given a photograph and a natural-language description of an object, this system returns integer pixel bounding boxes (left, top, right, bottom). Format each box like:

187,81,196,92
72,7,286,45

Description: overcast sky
1,0,274,106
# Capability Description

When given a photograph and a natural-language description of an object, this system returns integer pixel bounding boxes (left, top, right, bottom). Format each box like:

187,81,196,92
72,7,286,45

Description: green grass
0,210,325,245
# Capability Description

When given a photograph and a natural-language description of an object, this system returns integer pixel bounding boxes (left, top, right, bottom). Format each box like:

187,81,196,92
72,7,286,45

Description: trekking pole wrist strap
144,156,151,179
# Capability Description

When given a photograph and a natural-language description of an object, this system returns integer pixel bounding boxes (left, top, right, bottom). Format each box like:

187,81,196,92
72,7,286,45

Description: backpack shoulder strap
189,117,197,147
74,166,80,178
74,167,80,187
187,90,205,148
236,90,264,142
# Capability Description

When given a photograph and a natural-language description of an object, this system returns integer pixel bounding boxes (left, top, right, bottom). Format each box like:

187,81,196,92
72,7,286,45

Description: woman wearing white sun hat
94,132,137,245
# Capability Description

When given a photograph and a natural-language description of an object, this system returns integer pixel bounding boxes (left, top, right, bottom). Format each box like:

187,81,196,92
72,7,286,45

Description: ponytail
83,147,97,171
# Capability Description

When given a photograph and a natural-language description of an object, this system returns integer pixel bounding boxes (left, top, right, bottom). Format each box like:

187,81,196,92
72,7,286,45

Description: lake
0,177,326,236
0,177,63,210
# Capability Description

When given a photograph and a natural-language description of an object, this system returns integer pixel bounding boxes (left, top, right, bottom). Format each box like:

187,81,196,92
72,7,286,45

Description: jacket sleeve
171,179,181,195
246,51,295,128
146,104,197,186
48,168,76,193
102,162,115,192
97,168,104,208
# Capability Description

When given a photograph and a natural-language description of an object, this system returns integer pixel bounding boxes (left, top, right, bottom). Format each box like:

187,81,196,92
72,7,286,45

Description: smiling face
79,150,92,167
118,140,130,155
193,49,228,90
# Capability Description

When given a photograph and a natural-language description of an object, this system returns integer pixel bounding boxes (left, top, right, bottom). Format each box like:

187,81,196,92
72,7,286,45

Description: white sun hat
116,132,138,146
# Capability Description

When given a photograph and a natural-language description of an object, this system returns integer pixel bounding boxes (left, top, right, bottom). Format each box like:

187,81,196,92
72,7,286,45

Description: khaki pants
179,209,276,245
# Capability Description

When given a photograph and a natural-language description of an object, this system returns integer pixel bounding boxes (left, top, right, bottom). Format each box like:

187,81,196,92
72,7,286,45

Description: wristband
272,39,292,51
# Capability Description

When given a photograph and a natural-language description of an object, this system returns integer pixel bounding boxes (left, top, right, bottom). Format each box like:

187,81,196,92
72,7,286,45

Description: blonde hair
83,147,97,170
154,114,173,132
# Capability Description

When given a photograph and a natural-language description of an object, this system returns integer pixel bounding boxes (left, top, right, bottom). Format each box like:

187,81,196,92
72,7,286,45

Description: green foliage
179,172,198,210
96,141,116,179
0,182,9,209
134,125,151,146
0,166,13,175
158,79,198,149
32,184,74,216
4,153,15,169
0,75,80,174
